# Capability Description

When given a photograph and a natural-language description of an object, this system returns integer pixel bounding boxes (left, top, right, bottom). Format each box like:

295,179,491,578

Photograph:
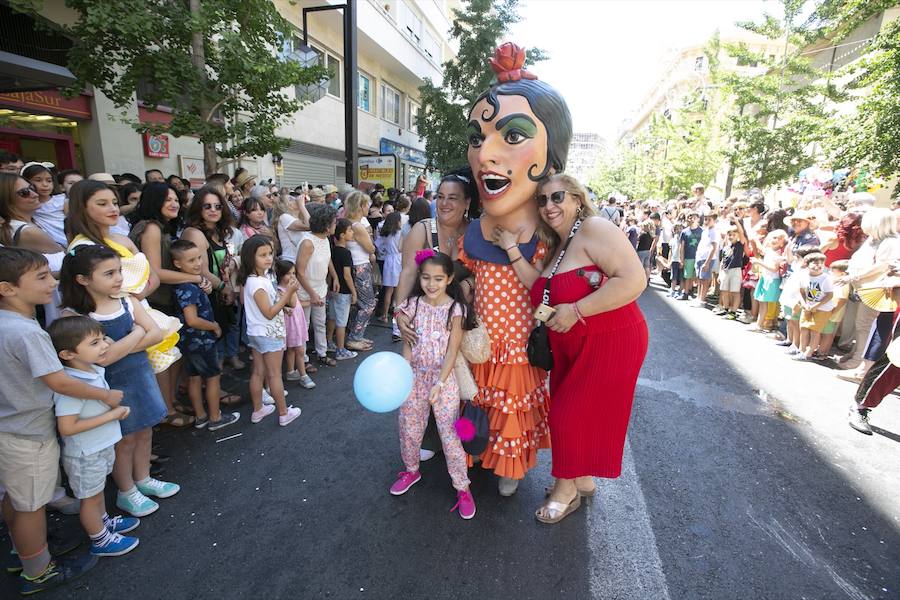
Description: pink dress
279,286,309,349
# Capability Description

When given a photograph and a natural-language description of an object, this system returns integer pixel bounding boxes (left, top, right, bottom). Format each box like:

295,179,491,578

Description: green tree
825,17,900,197
416,0,545,172
717,0,840,193
12,0,329,172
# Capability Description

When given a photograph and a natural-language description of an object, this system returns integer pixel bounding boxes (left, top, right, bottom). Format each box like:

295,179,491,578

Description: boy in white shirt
793,253,834,361
48,316,141,557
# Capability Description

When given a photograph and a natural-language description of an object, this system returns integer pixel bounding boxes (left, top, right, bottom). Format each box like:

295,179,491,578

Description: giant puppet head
467,43,573,220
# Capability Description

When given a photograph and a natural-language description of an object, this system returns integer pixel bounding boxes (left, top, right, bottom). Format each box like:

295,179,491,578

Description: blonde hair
271,193,298,229
538,174,597,256
763,229,789,249
861,208,896,245
343,190,370,221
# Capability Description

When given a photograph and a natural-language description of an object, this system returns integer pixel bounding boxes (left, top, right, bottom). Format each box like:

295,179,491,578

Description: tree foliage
12,0,329,172
416,0,545,173
592,34,725,200
716,0,842,191
825,17,900,197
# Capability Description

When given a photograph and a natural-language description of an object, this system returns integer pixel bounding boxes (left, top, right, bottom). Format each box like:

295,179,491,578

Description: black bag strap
12,223,28,246
542,219,583,306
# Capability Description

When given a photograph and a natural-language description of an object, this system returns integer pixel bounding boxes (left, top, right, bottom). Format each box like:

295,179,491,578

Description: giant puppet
459,43,572,495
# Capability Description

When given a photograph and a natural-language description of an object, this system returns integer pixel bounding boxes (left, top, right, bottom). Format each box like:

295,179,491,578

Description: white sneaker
279,406,301,426
262,389,275,405
299,375,316,389
285,370,301,381
419,448,436,462
498,477,519,497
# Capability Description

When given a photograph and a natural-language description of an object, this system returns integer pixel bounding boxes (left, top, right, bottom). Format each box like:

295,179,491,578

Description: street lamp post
298,1,358,187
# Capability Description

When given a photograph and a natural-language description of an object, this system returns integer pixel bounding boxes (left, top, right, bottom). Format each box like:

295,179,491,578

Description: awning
0,50,76,93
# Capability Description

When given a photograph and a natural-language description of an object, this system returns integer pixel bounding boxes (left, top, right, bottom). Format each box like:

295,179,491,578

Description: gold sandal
535,494,582,524
544,485,596,501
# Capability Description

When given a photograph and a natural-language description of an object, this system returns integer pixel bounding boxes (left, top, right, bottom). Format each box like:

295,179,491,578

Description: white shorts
62,446,115,499
718,267,743,292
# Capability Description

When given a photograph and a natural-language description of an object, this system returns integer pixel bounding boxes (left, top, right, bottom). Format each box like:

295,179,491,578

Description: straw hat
234,171,256,189
88,172,118,186
784,209,814,228
323,184,338,195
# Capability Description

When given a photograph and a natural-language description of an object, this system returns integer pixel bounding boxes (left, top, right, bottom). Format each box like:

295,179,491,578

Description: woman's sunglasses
203,203,222,211
15,184,37,198
537,190,567,208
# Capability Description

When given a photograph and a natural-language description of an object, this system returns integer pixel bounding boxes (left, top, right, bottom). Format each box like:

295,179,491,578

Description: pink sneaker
278,406,301,426
389,471,421,495
251,404,275,424
451,489,476,520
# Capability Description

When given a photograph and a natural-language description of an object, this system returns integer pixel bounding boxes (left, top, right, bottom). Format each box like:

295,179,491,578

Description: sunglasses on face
537,190,567,208
15,184,37,198
203,203,222,211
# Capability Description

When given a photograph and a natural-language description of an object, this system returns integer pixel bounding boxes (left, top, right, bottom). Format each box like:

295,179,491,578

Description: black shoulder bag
527,219,582,371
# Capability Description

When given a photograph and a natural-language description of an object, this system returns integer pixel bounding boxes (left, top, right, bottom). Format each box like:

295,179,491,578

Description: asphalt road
2,280,899,599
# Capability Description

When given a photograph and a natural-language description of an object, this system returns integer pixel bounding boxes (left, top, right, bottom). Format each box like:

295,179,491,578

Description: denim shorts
247,335,286,354
327,292,352,328
183,344,221,378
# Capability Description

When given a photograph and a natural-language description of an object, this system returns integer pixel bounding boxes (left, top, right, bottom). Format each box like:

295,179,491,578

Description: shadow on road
632,289,899,599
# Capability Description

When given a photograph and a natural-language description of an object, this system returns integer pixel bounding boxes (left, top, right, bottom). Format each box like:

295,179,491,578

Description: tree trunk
189,0,218,174
203,142,219,175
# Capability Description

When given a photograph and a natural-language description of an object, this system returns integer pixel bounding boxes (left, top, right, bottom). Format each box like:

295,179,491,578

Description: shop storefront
379,138,429,192
0,90,91,170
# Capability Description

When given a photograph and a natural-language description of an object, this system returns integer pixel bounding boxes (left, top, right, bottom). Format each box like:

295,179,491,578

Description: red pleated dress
530,265,648,479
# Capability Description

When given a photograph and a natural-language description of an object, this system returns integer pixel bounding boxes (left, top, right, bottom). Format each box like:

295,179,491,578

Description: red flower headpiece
415,248,436,266
490,42,538,83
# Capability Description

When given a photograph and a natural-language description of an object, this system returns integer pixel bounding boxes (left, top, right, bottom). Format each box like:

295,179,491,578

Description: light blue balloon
353,351,414,413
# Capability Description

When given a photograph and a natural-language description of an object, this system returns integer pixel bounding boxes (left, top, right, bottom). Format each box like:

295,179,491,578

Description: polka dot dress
459,238,550,480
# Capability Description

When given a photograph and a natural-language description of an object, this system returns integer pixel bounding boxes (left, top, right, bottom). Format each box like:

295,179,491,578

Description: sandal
161,412,195,428
174,403,195,416
346,340,373,352
318,356,337,367
535,494,582,524
219,392,242,406
305,363,319,374
544,485,596,500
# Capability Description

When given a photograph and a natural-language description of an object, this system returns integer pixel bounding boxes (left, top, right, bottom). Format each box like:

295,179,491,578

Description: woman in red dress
496,173,648,523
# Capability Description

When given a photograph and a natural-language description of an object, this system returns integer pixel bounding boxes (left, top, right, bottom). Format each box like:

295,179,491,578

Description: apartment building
566,132,605,186
0,0,458,189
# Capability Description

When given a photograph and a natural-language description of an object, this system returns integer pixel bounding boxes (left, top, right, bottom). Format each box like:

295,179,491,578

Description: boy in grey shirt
0,248,122,594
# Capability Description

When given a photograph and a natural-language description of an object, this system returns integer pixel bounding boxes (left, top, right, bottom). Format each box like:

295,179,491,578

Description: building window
380,83,401,125
407,100,419,133
320,50,341,98
423,32,440,62
358,73,372,112
694,56,704,71
404,2,423,43
282,37,342,99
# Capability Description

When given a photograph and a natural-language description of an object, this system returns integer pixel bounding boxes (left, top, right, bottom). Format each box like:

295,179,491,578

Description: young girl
389,250,476,520
375,211,403,324
238,235,301,426
239,197,275,241
274,259,315,389
59,245,179,518
750,229,788,332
